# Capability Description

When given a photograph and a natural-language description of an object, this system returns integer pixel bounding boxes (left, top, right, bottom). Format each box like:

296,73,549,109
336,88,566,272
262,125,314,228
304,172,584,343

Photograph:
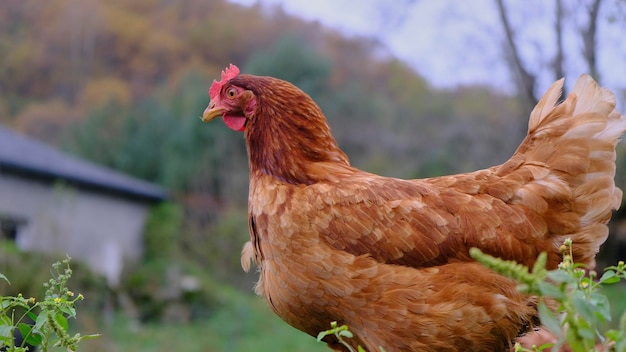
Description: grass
77,287,326,352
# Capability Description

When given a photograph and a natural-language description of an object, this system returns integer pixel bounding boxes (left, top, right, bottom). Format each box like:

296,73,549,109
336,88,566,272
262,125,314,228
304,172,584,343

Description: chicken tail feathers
501,74,626,268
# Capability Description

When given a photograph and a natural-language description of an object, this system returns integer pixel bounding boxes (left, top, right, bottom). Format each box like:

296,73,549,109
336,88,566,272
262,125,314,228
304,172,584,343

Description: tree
495,0,539,111
493,0,619,114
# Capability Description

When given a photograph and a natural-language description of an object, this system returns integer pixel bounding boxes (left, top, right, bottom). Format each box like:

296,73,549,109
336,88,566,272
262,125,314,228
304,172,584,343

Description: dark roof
0,125,167,202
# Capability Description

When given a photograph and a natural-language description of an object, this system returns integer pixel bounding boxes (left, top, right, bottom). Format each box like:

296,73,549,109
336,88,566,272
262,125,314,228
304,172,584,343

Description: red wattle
223,115,246,132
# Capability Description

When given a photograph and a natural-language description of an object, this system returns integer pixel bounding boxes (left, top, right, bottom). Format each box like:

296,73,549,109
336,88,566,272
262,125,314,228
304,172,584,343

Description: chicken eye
226,87,237,98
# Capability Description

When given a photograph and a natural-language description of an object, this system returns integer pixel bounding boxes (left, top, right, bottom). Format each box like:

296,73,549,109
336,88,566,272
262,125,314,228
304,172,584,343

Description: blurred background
0,0,625,351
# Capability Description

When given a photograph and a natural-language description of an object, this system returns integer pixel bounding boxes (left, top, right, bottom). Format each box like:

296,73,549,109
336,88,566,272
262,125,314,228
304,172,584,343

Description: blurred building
0,124,166,286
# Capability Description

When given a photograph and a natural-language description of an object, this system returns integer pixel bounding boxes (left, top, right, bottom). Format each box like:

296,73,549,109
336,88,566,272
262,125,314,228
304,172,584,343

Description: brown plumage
202,64,626,351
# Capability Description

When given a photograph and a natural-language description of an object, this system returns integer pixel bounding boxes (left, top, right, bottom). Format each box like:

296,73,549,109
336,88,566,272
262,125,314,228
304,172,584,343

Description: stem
337,336,356,352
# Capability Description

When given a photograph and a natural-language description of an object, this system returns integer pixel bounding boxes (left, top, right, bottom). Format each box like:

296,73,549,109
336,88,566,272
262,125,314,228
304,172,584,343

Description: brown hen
201,64,626,352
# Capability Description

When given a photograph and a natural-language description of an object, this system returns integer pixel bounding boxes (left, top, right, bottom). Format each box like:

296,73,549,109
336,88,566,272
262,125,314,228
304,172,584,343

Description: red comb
209,64,240,99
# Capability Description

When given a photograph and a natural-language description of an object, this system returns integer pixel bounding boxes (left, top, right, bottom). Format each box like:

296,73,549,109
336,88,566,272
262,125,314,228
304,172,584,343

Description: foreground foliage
0,257,99,351
471,240,626,352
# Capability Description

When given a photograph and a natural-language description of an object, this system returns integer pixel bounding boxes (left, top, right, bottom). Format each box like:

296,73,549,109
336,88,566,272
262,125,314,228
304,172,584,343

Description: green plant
0,257,99,351
317,321,386,352
470,240,626,352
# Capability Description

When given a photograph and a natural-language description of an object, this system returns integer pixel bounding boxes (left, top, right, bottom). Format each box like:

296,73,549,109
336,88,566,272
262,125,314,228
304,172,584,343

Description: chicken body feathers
217,73,625,351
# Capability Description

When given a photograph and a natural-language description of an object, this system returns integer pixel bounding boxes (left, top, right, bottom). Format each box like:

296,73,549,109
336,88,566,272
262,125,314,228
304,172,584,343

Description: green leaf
537,342,555,351
572,294,598,324
59,305,76,317
531,252,547,275
17,323,42,346
54,312,69,331
589,292,611,324
76,333,102,341
538,301,561,334
338,330,353,338
604,329,623,342
34,311,47,331
16,323,31,340
546,270,571,284
0,315,9,325
536,281,564,299
0,299,11,310
599,270,621,284
25,332,43,346
564,328,585,352
0,324,13,340
576,326,595,341
316,330,331,341
0,273,9,284
25,311,37,323
599,270,615,281
602,276,621,284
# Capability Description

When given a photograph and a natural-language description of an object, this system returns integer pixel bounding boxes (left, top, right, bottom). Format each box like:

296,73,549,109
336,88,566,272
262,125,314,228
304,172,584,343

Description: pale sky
232,0,625,105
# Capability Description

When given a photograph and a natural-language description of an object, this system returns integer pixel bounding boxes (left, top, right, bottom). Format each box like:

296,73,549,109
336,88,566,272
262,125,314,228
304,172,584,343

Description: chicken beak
202,102,223,122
